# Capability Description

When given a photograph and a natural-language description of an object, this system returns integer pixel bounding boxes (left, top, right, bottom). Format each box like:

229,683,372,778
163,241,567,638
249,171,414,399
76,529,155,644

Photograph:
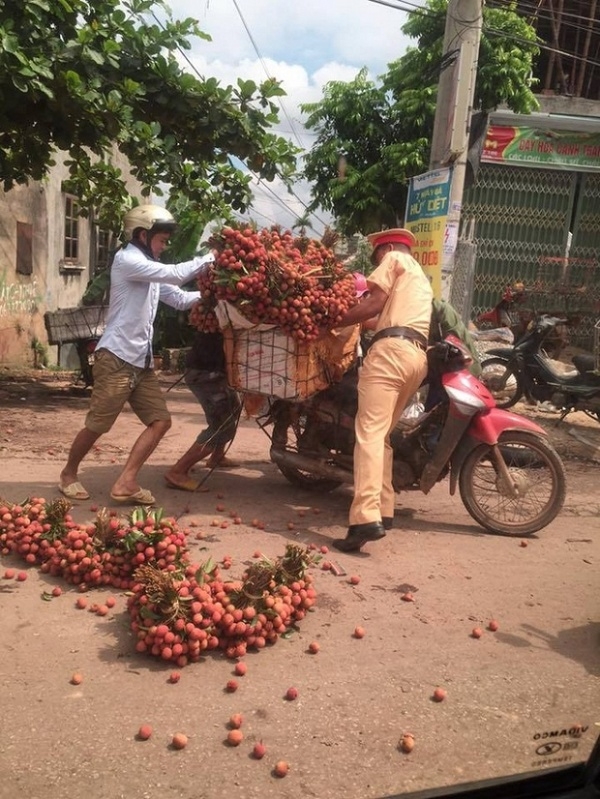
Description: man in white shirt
59,204,213,505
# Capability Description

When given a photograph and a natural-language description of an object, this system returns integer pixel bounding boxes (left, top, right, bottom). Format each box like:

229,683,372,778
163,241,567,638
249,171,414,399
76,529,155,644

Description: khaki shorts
85,349,171,434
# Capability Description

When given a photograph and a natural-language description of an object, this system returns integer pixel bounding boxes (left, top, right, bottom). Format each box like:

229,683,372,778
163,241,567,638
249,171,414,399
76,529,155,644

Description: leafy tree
301,0,539,235
0,0,298,232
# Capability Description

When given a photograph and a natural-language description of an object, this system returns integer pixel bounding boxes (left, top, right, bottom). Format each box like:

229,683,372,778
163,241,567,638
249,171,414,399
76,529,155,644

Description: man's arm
159,285,202,311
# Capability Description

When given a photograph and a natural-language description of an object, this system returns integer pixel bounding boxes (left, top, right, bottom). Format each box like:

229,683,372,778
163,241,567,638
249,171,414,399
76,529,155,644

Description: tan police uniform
349,250,433,526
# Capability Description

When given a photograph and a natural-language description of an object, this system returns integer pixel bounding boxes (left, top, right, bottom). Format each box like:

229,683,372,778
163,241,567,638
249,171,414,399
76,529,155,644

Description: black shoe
333,522,386,553
382,516,393,531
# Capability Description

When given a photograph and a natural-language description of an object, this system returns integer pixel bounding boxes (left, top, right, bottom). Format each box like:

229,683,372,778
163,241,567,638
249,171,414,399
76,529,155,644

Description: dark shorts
85,349,171,434
185,369,241,447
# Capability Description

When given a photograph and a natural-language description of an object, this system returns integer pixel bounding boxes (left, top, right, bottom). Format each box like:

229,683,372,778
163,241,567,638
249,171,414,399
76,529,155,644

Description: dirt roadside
0,368,598,799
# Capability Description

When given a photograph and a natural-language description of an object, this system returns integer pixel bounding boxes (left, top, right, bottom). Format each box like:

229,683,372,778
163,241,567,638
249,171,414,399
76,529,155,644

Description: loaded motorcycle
259,336,566,537
480,315,600,423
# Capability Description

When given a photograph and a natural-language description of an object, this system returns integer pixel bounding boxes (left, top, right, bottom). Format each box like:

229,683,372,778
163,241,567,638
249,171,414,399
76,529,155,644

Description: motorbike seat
572,353,597,376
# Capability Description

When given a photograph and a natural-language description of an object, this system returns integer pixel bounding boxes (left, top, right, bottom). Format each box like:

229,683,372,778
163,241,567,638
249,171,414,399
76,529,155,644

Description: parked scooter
261,336,566,537
480,315,600,423
475,282,571,360
75,337,99,387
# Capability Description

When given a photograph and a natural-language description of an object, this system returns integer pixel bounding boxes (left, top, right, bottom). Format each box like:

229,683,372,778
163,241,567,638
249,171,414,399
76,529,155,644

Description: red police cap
366,228,416,250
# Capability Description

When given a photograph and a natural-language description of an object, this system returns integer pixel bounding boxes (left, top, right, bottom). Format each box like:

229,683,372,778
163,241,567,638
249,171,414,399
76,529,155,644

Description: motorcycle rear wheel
480,357,523,409
271,414,344,493
459,430,566,536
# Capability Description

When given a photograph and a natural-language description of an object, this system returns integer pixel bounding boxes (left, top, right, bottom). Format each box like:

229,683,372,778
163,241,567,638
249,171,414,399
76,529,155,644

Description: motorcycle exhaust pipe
270,448,353,484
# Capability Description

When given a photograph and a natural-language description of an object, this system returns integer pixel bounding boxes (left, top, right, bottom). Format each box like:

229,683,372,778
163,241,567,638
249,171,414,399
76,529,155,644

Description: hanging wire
148,8,326,231
231,0,308,152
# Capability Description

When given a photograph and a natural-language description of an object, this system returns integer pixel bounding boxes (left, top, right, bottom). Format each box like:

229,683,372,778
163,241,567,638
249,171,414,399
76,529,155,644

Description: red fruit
52,586,62,597
226,680,239,693
106,596,117,608
520,540,528,547
285,686,298,701
169,672,181,684
274,760,289,777
432,687,447,702
70,672,83,685
171,733,188,750
349,575,360,585
401,592,415,602
75,597,88,609
96,605,109,616
16,571,27,582
227,729,243,746
472,627,483,639
488,619,499,632
137,724,153,740
234,661,247,676
229,713,243,729
308,641,320,654
320,545,329,554
3,569,15,580
353,626,365,639
253,741,266,759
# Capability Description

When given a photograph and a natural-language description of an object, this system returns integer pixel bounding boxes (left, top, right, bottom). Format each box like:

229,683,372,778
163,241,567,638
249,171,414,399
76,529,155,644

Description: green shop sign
481,125,600,172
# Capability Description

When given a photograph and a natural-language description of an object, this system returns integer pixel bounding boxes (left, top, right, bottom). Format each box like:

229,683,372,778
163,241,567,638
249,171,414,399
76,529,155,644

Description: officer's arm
334,285,388,327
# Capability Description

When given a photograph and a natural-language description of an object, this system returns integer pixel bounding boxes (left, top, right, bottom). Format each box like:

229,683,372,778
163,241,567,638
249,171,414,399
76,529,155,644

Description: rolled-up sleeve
159,286,201,310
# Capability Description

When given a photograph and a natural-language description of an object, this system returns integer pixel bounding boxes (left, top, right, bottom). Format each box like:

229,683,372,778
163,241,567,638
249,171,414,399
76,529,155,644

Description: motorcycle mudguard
447,411,547,496
481,347,513,358
469,408,547,445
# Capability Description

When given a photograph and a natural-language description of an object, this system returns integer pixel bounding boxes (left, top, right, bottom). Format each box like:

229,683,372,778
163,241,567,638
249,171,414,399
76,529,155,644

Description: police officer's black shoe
382,516,394,531
332,522,386,553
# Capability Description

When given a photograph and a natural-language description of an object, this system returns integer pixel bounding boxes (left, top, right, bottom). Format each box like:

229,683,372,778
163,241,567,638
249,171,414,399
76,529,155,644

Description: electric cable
148,8,327,234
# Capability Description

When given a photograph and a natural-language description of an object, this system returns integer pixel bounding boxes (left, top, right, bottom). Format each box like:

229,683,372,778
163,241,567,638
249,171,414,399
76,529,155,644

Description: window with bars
16,221,33,276
95,226,115,274
63,195,80,263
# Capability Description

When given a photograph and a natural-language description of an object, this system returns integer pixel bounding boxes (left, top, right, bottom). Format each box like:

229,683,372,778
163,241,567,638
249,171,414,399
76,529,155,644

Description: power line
368,0,600,70
148,9,328,232
230,0,308,152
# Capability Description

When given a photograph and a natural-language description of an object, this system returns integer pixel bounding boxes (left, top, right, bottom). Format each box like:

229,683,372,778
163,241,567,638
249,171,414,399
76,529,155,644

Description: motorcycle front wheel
480,357,523,409
271,413,344,493
459,430,566,536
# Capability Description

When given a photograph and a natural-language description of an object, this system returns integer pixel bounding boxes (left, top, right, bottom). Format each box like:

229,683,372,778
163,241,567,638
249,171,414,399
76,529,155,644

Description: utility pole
429,0,483,302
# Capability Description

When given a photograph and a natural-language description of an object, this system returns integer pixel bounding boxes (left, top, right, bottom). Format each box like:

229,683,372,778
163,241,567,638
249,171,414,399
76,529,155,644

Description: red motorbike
263,336,566,537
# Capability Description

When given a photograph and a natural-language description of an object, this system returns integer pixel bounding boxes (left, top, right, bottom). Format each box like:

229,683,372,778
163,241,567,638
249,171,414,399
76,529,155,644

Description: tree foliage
301,0,539,235
0,0,298,232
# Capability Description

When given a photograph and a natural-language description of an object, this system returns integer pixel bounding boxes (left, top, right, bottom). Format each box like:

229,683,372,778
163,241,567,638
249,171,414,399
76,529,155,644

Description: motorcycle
75,337,99,387
479,315,600,423
259,336,567,537
475,283,572,360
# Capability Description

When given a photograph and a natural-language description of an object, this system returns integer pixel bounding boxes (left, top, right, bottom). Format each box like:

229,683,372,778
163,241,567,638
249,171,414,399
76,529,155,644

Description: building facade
0,151,142,368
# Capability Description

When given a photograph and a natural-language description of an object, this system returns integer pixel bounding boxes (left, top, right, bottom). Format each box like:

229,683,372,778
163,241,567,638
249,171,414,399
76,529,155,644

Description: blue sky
165,0,427,231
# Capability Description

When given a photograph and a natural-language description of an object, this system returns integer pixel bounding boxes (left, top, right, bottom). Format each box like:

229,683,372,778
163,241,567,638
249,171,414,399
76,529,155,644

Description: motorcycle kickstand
490,443,520,499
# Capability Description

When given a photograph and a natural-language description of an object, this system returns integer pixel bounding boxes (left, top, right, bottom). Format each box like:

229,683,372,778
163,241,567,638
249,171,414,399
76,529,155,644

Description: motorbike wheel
459,430,566,536
271,414,344,493
479,357,523,409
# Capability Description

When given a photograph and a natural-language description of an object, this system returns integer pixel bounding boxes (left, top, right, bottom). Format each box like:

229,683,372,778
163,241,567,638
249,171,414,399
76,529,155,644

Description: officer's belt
369,326,427,351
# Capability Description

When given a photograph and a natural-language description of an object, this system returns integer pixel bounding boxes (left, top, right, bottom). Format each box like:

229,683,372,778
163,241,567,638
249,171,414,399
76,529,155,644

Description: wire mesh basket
595,318,600,372
44,306,107,345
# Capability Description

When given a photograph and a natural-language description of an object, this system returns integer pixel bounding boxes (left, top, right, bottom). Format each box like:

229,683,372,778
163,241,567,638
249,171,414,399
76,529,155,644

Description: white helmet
123,204,177,241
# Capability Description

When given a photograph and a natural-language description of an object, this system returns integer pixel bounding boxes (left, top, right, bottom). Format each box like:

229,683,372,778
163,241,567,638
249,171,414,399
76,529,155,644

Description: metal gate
462,164,600,349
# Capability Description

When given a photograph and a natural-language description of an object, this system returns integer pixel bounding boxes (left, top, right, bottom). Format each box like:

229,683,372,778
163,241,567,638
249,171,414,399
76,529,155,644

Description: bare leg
111,419,171,497
60,428,102,487
164,441,213,485
205,444,239,468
